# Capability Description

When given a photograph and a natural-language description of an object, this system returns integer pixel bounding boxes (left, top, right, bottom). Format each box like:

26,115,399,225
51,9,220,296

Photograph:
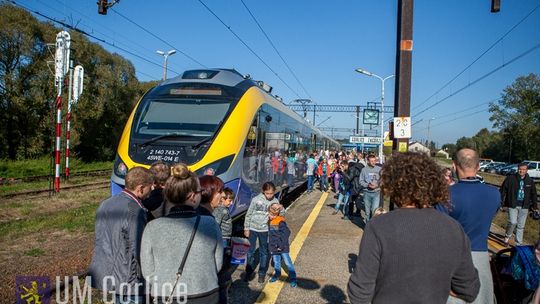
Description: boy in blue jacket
268,202,297,287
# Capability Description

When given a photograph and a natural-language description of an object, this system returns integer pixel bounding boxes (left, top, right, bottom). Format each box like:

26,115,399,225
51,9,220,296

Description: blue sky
16,0,540,146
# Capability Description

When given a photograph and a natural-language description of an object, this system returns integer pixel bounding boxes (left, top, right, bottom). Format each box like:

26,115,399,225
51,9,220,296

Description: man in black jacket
502,163,538,245
341,158,364,219
89,167,154,303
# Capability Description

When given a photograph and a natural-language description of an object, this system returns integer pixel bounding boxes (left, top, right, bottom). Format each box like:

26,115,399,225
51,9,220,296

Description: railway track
0,169,110,185
0,180,110,200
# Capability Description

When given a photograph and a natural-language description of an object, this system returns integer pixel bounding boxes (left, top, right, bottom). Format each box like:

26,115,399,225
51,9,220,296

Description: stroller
491,245,540,304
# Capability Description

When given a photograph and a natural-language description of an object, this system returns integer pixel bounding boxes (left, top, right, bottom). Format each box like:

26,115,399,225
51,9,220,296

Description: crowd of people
86,147,539,304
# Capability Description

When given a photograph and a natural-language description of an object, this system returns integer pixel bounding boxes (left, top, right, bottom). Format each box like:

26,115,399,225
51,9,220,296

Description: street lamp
156,49,176,80
427,117,436,153
355,68,395,162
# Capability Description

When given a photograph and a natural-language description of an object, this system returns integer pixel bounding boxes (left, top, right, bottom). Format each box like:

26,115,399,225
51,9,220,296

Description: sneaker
243,271,253,282
342,216,349,220
290,281,297,288
258,275,265,283
269,276,278,283
503,236,510,245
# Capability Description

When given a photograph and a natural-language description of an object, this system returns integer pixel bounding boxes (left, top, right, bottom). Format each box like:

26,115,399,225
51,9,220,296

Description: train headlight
195,154,234,177
114,155,128,178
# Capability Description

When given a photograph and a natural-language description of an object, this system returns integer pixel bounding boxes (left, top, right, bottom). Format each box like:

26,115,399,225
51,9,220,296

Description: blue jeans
246,230,269,276
272,253,296,281
287,173,294,187
115,295,145,304
505,206,528,244
307,175,314,191
363,191,380,221
319,176,328,191
335,193,350,214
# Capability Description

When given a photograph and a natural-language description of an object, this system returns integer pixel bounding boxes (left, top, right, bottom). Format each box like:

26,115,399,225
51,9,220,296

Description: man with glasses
502,163,538,246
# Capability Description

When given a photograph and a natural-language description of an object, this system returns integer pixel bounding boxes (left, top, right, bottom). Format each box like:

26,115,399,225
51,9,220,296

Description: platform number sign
393,117,411,139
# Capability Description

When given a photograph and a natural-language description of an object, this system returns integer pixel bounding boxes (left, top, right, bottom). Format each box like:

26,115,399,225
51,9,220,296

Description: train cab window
133,98,233,139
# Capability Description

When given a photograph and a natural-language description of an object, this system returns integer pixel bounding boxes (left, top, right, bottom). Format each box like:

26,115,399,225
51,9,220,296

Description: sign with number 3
393,117,411,139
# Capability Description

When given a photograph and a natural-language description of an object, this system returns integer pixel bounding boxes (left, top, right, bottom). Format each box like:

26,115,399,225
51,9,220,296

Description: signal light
491,0,500,13
98,0,109,15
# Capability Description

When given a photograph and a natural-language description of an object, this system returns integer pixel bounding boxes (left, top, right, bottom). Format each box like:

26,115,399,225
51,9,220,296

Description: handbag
164,215,201,304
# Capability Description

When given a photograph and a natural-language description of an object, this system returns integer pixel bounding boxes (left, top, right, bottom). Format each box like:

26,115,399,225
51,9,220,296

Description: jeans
363,191,380,221
307,175,314,191
505,206,528,244
115,295,145,304
287,173,294,187
271,253,296,281
319,176,328,191
246,230,269,276
446,252,493,304
335,193,350,214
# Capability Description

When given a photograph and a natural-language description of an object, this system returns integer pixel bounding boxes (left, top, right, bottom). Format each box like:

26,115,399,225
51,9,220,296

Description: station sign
349,136,382,144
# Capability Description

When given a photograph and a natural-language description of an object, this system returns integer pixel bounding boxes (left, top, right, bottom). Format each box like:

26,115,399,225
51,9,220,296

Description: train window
133,99,232,138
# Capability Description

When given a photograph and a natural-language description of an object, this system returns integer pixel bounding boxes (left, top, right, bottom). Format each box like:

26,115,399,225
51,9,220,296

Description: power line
416,108,488,132
9,0,174,77
45,0,182,71
413,4,540,111
34,0,168,78
414,41,540,118
197,0,302,99
110,8,208,69
240,0,312,99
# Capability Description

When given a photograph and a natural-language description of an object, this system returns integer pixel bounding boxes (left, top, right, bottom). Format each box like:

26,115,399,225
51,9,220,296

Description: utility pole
392,0,414,154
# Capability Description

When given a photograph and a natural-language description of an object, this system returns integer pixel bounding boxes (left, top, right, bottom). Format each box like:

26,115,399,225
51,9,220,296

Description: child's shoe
290,280,297,288
269,276,278,283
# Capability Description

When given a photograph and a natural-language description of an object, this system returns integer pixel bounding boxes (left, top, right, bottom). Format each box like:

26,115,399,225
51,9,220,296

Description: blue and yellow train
111,68,339,218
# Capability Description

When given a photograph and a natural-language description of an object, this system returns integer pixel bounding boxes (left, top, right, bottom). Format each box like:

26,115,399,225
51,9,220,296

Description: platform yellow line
256,192,329,304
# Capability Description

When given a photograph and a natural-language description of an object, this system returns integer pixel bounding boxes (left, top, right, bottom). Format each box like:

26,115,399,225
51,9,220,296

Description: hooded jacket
268,216,291,254
244,193,279,232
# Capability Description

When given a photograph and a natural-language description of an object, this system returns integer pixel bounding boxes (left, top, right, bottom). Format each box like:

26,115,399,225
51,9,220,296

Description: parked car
523,160,540,180
481,161,506,173
485,162,508,174
498,164,518,176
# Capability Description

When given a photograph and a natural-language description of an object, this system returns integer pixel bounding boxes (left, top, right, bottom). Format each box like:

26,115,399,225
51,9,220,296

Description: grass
0,201,99,242
0,157,113,179
24,248,45,257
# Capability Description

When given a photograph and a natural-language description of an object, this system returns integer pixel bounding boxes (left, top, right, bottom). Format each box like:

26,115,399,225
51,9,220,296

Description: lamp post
427,117,435,153
355,68,395,162
156,49,176,80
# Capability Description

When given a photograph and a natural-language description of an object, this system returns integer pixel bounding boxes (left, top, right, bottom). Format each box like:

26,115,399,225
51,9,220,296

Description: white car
523,160,540,180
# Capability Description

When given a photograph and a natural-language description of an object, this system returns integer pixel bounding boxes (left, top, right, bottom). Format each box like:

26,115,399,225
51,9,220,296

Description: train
111,68,340,218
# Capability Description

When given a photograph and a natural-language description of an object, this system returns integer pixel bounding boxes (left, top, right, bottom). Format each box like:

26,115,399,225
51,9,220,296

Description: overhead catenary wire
416,108,489,132
8,0,170,79
43,0,186,74
33,0,173,77
240,0,312,100
413,4,540,111
110,8,208,69
414,41,540,118
197,0,302,99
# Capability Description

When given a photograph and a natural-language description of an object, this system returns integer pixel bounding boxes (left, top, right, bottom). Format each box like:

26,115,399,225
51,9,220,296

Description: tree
489,74,540,161
0,4,150,161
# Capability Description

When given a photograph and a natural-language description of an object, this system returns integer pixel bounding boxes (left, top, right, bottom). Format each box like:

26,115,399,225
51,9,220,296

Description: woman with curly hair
347,152,480,304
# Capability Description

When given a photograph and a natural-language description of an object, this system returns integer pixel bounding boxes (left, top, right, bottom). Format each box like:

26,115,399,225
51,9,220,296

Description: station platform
228,190,365,304
227,190,515,304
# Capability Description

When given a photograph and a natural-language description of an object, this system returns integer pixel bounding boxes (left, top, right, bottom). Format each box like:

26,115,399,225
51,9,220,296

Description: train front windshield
133,98,232,139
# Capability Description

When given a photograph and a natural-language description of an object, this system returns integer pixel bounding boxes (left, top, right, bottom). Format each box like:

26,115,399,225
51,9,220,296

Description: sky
13,0,540,146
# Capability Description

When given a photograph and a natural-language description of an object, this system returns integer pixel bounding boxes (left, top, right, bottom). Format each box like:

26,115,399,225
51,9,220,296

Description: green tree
489,74,540,161
0,5,54,159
